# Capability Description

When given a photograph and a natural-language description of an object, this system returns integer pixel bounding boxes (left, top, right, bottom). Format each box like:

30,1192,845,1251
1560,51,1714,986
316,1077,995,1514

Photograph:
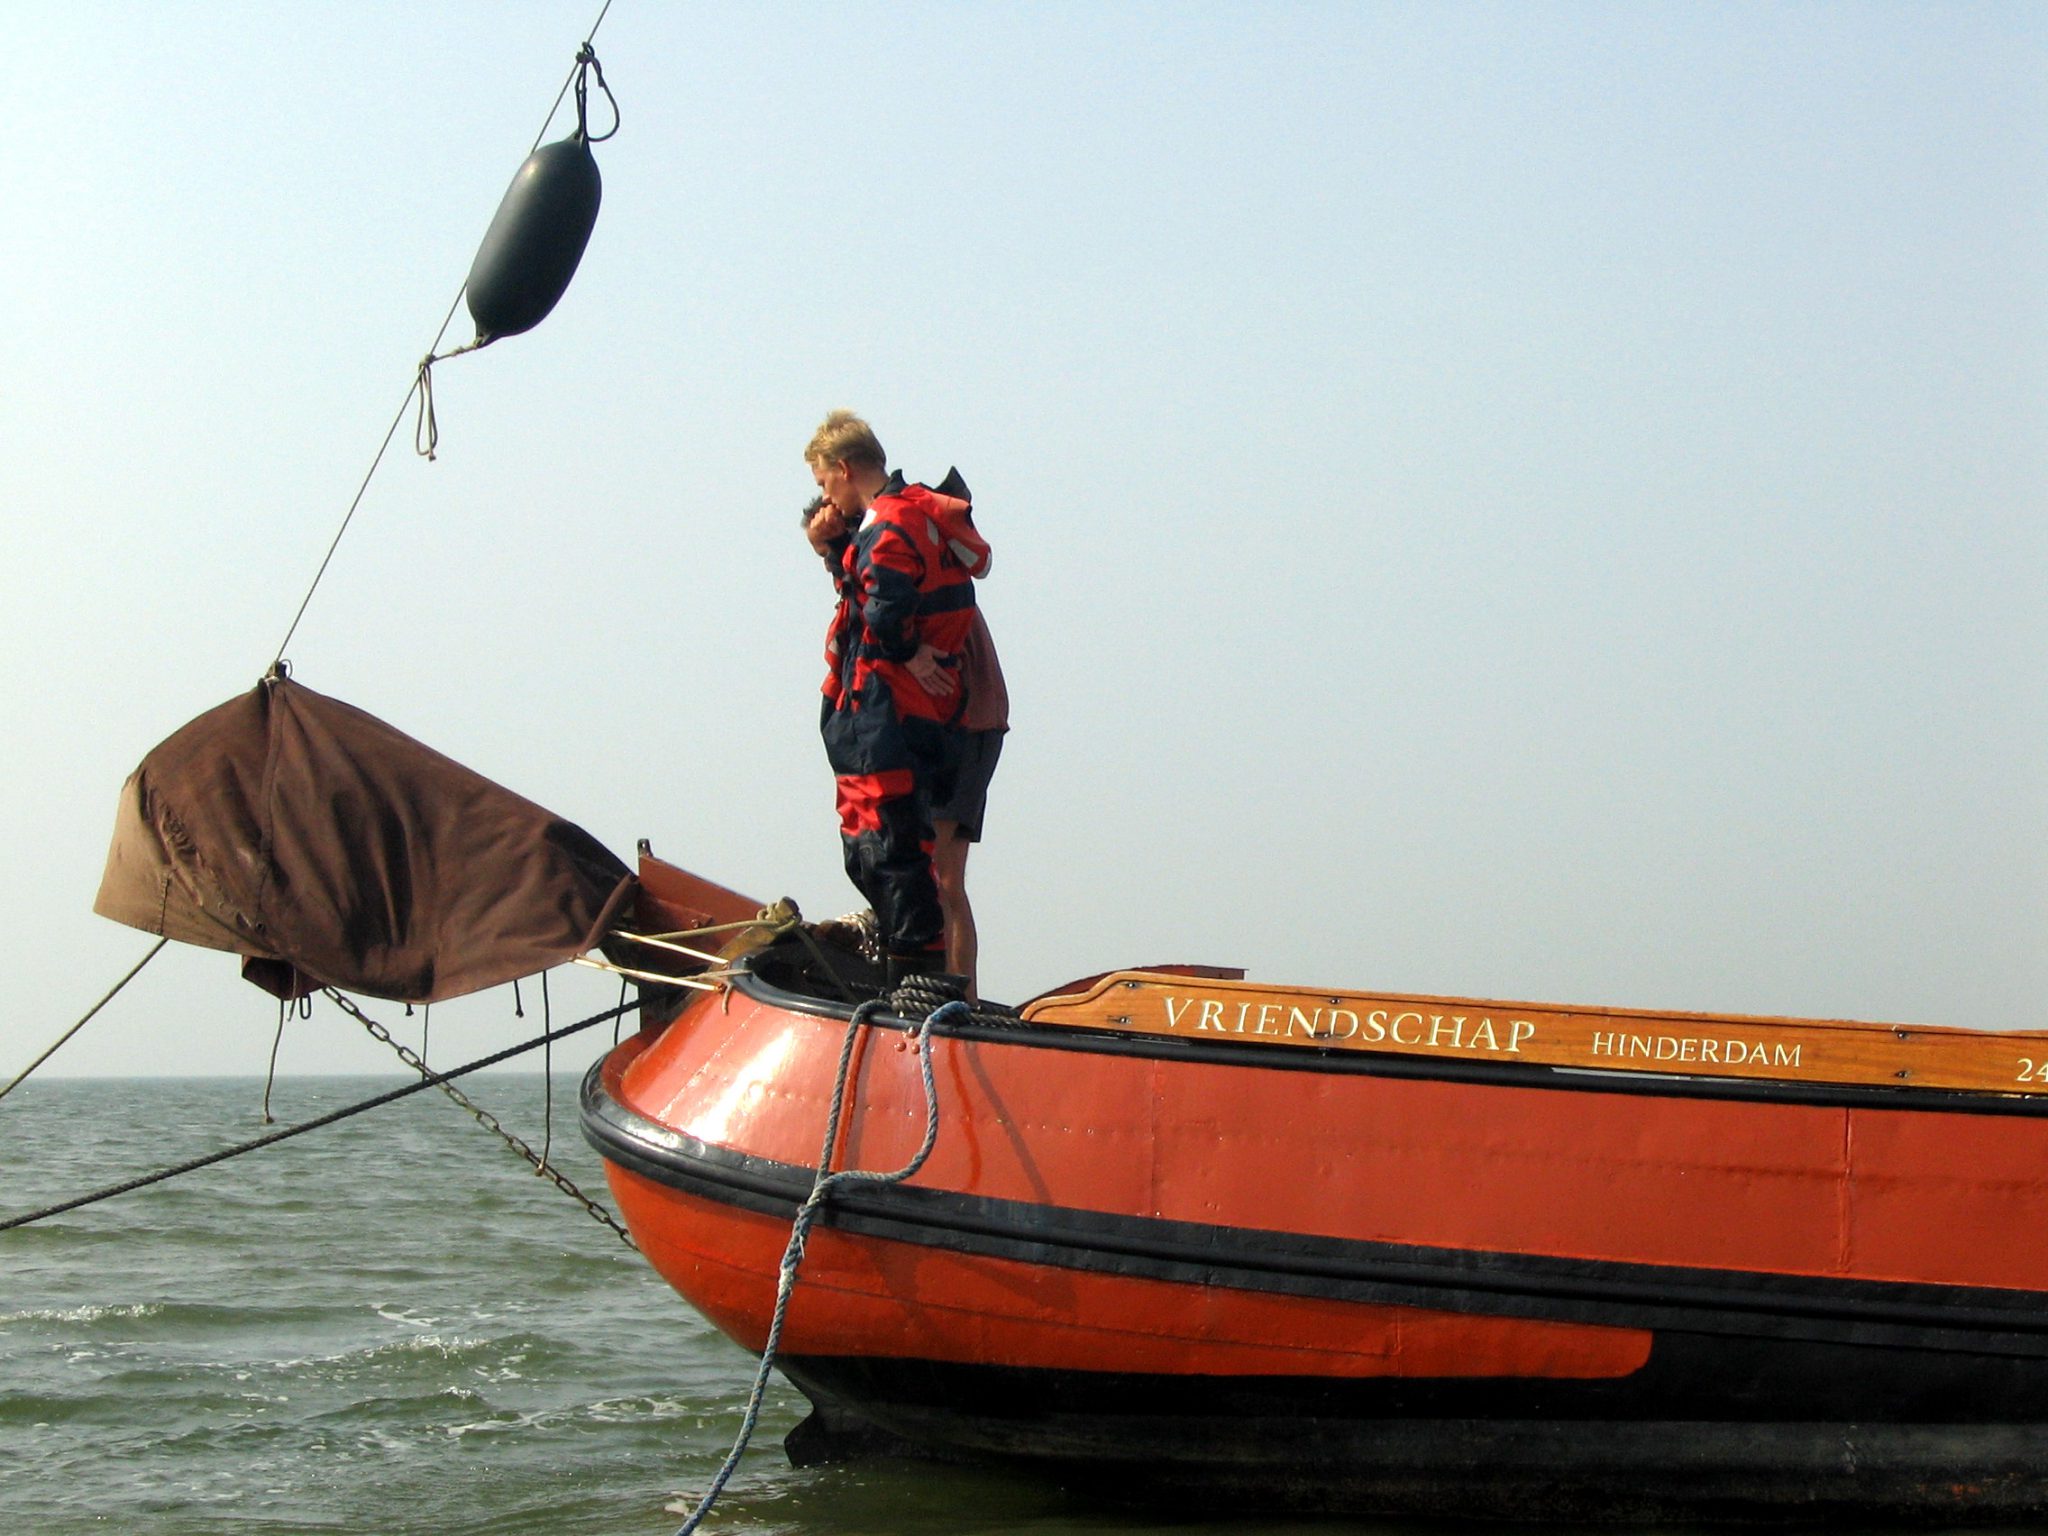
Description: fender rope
668,995,967,1536
0,995,636,1234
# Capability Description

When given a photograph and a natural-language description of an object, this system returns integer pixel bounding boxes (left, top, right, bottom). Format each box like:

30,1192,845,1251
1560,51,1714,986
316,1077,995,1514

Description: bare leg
931,819,977,998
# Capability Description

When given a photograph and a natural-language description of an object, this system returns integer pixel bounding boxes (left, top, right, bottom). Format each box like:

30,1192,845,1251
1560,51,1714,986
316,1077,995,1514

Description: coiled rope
0,994,636,1235
668,993,967,1536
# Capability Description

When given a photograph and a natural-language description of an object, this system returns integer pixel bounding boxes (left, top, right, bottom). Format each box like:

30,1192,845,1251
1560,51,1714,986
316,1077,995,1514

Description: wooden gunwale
1020,970,2048,1100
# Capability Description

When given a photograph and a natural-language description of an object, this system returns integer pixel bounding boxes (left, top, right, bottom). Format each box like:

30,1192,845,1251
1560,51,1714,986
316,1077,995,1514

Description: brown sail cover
94,674,634,1003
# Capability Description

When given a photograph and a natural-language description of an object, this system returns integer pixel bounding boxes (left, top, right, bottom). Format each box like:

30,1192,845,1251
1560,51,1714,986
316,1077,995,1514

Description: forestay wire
270,0,618,667
0,938,168,1104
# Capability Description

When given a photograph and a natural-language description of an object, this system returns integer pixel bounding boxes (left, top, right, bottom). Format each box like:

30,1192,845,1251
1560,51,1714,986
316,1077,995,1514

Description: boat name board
1159,997,1802,1069
1588,1030,1802,1070
1018,976,2048,1098
1162,995,1539,1054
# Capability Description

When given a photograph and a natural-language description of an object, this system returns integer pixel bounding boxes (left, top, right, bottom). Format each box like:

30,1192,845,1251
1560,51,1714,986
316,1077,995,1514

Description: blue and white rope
669,996,964,1535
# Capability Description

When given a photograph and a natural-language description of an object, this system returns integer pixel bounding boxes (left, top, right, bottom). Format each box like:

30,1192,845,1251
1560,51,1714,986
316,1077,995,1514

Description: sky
2,2,2043,1080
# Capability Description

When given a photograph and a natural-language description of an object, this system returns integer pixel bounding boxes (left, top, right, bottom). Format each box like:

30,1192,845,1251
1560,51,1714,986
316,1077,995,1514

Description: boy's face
811,457,855,517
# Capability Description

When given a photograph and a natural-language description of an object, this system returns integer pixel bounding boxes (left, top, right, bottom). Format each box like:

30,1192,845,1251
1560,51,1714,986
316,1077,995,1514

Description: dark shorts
929,728,1004,842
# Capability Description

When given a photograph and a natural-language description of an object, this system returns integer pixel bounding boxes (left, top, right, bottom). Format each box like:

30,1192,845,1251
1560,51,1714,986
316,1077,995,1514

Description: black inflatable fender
464,133,602,345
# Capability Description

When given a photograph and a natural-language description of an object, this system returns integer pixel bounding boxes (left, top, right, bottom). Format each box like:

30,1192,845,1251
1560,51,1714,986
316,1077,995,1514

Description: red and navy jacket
823,470,991,727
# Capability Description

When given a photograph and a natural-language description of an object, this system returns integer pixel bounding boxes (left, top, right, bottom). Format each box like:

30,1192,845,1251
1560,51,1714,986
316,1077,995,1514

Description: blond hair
804,409,886,471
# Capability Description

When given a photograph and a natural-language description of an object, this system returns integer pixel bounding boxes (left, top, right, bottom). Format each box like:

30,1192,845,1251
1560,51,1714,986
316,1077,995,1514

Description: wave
0,1300,167,1325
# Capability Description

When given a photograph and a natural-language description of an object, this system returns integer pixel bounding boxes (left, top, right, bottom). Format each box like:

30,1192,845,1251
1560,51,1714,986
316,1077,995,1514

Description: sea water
1,1073,1315,1535
0,1075,2013,1536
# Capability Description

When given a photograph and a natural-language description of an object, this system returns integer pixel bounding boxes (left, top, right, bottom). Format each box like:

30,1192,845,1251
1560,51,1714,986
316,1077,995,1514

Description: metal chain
329,989,637,1248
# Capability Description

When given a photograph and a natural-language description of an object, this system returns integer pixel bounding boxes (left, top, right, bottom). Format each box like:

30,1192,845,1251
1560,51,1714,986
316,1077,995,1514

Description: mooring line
0,937,169,1105
0,996,636,1234
668,994,965,1536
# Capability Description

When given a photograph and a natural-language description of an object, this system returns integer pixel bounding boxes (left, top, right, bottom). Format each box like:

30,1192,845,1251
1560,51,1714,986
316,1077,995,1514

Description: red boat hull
582,961,2048,1517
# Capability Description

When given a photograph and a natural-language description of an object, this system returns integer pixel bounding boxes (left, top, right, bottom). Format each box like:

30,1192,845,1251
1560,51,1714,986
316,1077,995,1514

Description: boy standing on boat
932,600,1007,994
802,410,1002,988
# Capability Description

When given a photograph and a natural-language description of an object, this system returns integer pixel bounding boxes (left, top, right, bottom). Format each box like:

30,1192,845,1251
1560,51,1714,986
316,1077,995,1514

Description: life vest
822,471,990,727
